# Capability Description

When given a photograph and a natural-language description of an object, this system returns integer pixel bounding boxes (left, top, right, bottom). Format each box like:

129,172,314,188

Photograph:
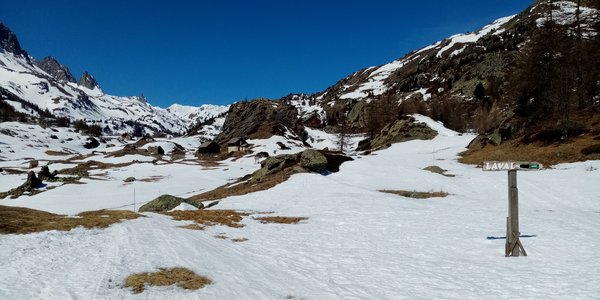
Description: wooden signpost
483,161,542,257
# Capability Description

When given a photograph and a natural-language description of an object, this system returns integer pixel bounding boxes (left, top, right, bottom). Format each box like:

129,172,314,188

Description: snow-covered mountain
0,23,228,136
316,1,598,106
279,0,598,137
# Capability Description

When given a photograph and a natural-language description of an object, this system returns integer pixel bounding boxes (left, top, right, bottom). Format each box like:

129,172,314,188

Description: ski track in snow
1,118,599,299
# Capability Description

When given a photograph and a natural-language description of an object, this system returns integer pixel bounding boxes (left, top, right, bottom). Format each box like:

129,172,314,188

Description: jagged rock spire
78,71,99,89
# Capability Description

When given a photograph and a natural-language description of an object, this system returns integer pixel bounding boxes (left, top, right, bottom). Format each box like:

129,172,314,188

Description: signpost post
483,161,542,257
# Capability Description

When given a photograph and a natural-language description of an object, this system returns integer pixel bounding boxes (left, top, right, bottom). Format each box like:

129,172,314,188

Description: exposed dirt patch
124,267,212,294
45,150,74,156
380,190,449,199
0,205,141,234
164,210,250,230
231,237,248,242
254,216,308,224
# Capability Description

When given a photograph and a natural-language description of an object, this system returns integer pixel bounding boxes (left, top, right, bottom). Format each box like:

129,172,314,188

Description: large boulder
138,195,204,212
299,149,328,172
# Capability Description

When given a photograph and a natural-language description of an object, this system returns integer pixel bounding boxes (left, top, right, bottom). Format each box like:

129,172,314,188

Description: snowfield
1,117,599,299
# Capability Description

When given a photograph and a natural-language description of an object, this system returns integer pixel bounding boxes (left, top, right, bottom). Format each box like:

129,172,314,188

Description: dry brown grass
460,132,600,167
188,172,290,202
177,224,204,230
214,234,228,239
380,190,449,199
0,205,141,234
254,216,308,224
124,267,212,294
164,210,250,230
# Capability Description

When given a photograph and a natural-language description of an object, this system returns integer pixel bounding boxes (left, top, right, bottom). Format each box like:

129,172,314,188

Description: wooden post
506,170,526,256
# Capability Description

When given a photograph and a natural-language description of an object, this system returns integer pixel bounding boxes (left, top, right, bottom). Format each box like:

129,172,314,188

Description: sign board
482,161,542,172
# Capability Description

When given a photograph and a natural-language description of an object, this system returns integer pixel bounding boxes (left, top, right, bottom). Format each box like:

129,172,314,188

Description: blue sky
2,1,531,107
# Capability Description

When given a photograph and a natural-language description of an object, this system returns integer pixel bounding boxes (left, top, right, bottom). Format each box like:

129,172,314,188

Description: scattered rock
83,137,99,149
276,141,291,150
124,177,136,183
38,166,57,179
50,134,58,139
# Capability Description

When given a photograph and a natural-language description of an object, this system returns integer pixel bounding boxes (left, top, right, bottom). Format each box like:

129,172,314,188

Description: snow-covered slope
1,115,598,299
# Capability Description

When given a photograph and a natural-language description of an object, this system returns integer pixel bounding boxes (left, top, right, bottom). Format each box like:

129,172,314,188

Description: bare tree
336,112,349,153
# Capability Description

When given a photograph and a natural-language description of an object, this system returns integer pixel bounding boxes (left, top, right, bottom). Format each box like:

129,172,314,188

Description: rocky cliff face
216,99,304,144
35,56,76,83
0,23,28,59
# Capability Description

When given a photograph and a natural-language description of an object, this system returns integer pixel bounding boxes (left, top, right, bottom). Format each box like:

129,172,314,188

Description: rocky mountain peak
35,56,76,83
78,71,99,90
0,23,28,58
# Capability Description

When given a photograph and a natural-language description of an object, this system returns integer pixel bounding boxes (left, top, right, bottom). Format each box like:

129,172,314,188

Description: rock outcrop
0,23,28,58
216,99,304,144
138,194,204,212
35,56,76,83
78,71,99,90
358,116,437,151
250,149,351,183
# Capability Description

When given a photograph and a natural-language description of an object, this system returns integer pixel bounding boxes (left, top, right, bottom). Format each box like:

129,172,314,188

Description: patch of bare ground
198,160,221,168
0,205,141,234
462,113,600,167
138,175,164,183
164,210,250,230
124,267,212,294
380,190,449,199
0,168,26,175
44,150,74,156
211,233,248,242
60,160,139,177
460,134,600,166
177,224,204,230
188,172,290,202
254,216,308,224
